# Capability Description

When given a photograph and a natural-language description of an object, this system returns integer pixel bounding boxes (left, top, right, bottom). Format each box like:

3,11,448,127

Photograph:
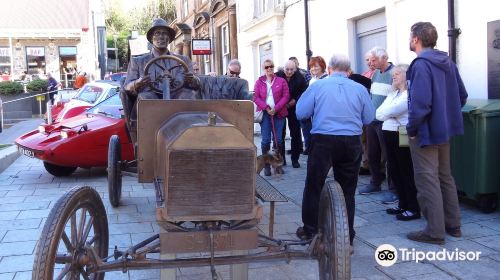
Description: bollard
47,101,53,125
0,98,3,133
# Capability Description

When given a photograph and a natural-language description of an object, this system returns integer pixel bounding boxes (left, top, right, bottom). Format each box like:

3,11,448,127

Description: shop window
26,47,46,75
254,0,280,17
0,47,11,74
220,24,229,74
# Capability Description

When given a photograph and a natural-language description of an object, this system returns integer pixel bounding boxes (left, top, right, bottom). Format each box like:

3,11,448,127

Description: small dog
256,150,284,175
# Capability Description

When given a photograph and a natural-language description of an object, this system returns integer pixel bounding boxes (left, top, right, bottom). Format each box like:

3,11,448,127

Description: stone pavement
0,126,499,279
0,118,44,145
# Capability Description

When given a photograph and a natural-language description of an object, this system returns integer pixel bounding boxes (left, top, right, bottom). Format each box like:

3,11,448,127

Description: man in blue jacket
406,22,468,245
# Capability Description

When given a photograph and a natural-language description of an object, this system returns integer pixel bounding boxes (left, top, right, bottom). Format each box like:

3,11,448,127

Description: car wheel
43,162,77,177
107,135,122,207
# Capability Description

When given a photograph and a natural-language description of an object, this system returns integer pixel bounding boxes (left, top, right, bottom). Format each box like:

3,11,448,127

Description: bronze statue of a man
122,18,201,144
123,18,200,103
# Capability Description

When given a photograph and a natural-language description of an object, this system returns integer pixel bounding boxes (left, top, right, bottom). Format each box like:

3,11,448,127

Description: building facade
0,0,106,85
171,0,239,75
236,0,500,99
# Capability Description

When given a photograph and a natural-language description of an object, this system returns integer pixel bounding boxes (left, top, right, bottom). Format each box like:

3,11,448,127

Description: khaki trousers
409,137,461,239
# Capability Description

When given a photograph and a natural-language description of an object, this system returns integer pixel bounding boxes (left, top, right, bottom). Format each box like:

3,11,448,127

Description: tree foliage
103,0,177,70
104,0,176,35
130,0,177,34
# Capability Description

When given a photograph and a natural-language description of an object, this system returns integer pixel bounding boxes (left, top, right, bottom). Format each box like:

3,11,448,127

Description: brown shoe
407,231,445,245
445,227,462,238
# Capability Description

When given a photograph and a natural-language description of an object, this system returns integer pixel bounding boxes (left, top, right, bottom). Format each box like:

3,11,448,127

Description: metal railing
0,90,57,132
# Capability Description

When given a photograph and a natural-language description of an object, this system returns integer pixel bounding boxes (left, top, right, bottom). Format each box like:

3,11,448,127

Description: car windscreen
87,93,123,119
110,73,126,81
55,89,77,103
74,85,104,103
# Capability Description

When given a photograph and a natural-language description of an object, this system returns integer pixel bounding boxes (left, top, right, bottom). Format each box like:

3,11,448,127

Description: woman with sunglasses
253,59,290,176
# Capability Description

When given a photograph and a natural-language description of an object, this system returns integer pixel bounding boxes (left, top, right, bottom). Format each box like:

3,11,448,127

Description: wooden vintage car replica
31,56,351,280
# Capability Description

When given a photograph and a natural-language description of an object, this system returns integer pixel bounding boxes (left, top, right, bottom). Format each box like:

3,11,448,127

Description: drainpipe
304,0,312,69
448,0,461,63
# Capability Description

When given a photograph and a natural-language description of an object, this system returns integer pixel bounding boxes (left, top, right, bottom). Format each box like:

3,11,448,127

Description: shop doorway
59,46,77,88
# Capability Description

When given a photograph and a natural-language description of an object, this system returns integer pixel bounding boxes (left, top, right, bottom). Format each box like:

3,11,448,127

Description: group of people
252,22,468,249
122,18,468,248
253,56,331,175
292,21,468,249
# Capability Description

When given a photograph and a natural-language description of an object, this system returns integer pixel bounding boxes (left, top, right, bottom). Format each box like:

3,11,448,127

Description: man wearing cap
123,18,200,103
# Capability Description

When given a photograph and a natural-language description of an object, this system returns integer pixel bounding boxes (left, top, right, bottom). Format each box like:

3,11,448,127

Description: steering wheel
143,55,189,94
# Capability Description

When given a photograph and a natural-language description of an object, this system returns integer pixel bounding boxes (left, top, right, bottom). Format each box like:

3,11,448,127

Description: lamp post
113,34,118,72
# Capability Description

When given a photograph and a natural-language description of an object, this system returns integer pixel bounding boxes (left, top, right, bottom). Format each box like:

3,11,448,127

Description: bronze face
152,28,171,50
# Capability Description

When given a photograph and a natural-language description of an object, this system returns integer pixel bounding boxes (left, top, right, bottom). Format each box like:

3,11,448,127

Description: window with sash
220,24,229,74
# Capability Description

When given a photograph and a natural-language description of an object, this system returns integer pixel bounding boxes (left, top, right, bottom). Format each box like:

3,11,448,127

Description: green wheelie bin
450,99,500,213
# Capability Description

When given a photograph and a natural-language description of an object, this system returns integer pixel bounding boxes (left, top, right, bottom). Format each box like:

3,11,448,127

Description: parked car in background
16,93,134,176
47,88,78,119
105,72,127,82
49,80,120,122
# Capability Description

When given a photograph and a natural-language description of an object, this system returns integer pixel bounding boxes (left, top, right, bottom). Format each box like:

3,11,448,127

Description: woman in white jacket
376,64,420,221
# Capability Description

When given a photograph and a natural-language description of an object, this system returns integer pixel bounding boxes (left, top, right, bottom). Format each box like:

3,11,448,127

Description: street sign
36,95,45,101
192,39,211,55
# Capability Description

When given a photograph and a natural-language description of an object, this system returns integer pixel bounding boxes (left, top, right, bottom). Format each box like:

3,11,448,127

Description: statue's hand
184,72,201,90
133,76,151,92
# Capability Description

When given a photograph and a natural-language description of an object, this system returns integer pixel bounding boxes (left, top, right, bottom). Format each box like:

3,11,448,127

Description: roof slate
2,0,89,30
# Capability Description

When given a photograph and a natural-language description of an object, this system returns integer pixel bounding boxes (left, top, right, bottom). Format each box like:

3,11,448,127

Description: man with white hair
275,59,308,168
358,47,396,203
295,54,375,248
225,59,241,78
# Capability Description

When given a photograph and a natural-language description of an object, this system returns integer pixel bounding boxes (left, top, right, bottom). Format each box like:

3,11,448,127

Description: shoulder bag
398,125,409,147
254,102,263,123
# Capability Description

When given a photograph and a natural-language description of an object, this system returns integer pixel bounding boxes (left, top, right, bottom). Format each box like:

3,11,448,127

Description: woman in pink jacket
253,59,290,176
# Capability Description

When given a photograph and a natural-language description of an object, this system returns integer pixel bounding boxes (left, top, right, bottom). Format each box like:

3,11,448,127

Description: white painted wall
455,0,500,99
237,0,500,99
237,2,286,87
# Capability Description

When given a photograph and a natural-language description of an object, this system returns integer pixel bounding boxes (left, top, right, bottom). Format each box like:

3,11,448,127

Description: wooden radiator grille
167,149,255,218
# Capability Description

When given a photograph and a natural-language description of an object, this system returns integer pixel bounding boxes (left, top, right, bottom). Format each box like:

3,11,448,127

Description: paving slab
473,235,500,251
0,273,15,280
0,241,36,257
378,261,443,279
433,258,500,280
0,255,34,274
2,228,42,242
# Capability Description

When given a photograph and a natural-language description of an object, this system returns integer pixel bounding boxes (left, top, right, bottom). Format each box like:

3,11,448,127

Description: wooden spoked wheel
317,180,351,280
32,186,109,280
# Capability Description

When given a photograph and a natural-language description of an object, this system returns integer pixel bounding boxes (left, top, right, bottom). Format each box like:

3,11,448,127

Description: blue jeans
260,112,285,148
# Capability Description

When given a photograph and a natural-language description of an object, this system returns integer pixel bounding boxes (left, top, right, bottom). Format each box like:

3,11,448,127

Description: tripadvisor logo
375,244,481,266
375,244,397,267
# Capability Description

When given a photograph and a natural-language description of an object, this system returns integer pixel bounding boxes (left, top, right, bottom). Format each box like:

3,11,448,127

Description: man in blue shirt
295,54,375,247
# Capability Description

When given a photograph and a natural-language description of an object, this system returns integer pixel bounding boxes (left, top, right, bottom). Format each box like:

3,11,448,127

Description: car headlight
38,125,45,133
60,130,69,139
